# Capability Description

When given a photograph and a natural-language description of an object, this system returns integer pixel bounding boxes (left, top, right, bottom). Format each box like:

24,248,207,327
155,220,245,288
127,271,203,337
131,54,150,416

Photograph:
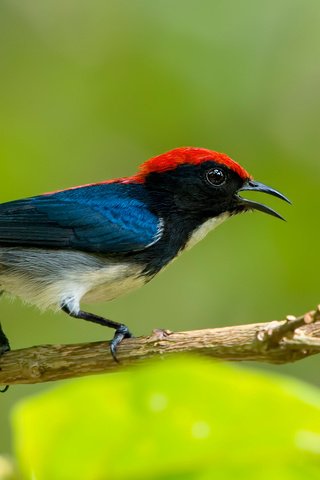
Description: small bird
0,147,289,364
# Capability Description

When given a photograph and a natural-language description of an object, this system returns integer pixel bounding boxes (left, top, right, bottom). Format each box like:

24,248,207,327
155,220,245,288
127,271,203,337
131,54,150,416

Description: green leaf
12,357,320,479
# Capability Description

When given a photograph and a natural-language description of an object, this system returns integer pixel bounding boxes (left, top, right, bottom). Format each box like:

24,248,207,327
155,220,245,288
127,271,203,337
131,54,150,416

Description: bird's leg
0,322,10,393
61,304,132,362
0,323,10,355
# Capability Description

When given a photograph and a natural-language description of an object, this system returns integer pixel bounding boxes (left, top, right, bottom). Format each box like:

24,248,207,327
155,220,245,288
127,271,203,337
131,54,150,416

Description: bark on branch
1,306,320,386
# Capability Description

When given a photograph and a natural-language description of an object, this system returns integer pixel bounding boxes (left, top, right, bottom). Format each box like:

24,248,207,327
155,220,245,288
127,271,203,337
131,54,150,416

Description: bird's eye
206,168,226,186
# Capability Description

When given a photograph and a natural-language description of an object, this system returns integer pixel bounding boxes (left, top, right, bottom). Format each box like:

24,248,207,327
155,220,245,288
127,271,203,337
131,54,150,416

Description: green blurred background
0,0,319,455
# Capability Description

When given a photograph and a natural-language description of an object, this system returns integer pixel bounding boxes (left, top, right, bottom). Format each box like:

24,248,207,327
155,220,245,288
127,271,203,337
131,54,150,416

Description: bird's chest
81,262,146,304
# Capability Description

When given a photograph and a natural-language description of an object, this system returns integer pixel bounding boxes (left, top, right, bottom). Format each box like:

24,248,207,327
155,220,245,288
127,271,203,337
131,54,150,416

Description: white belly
0,248,146,312
81,264,146,303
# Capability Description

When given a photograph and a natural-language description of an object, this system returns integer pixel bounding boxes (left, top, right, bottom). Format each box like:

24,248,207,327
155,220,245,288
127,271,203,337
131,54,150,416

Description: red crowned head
130,147,289,221
134,147,251,182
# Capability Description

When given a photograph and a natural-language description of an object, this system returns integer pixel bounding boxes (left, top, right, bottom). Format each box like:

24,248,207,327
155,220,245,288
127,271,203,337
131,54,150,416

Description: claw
110,325,132,362
0,338,10,394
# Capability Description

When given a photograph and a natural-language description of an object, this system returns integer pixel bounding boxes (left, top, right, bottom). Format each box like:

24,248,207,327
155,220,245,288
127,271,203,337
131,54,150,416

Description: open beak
236,180,291,221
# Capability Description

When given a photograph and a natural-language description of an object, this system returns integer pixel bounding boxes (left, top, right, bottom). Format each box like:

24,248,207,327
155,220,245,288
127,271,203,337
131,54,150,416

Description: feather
0,183,163,253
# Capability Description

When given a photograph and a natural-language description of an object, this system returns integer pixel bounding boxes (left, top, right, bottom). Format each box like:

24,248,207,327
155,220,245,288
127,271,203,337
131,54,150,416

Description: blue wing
0,183,162,253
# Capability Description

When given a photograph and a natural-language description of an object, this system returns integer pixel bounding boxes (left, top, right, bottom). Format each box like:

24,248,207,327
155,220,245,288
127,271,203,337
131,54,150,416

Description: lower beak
236,180,291,221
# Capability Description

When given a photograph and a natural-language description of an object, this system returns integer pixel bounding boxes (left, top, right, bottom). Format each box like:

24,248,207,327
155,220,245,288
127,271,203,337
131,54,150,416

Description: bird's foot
0,343,10,356
110,325,133,363
61,302,133,363
0,324,10,393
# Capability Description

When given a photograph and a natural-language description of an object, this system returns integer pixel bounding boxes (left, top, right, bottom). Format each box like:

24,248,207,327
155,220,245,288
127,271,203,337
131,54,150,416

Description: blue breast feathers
0,183,163,253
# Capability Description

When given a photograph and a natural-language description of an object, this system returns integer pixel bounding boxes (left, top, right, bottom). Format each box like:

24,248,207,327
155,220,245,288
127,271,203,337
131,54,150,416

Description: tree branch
1,306,320,386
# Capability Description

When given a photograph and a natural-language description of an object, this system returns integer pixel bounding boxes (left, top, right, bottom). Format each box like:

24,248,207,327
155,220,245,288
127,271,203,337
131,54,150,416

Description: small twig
1,306,320,386
256,305,320,347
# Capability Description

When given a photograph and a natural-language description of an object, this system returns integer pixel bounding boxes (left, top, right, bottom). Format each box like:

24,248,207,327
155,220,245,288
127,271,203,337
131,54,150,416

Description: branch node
151,329,173,341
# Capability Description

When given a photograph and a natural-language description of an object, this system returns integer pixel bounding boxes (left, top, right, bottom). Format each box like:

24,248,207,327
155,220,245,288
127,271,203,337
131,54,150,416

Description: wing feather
0,183,162,253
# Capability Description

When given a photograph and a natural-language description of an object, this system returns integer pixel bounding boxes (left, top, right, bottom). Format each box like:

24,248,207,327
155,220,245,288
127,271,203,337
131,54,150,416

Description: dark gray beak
236,180,291,221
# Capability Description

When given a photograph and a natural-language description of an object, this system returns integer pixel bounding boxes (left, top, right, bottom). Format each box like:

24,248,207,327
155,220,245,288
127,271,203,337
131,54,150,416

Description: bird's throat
184,212,230,251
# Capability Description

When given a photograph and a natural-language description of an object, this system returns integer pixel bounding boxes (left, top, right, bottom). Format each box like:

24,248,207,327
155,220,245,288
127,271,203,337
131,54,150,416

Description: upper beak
236,180,291,221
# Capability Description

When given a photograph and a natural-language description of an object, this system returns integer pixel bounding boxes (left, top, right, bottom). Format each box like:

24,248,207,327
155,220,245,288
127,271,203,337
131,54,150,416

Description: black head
138,148,289,221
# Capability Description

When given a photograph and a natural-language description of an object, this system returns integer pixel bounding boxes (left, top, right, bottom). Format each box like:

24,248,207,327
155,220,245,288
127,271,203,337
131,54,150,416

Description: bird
0,147,289,372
